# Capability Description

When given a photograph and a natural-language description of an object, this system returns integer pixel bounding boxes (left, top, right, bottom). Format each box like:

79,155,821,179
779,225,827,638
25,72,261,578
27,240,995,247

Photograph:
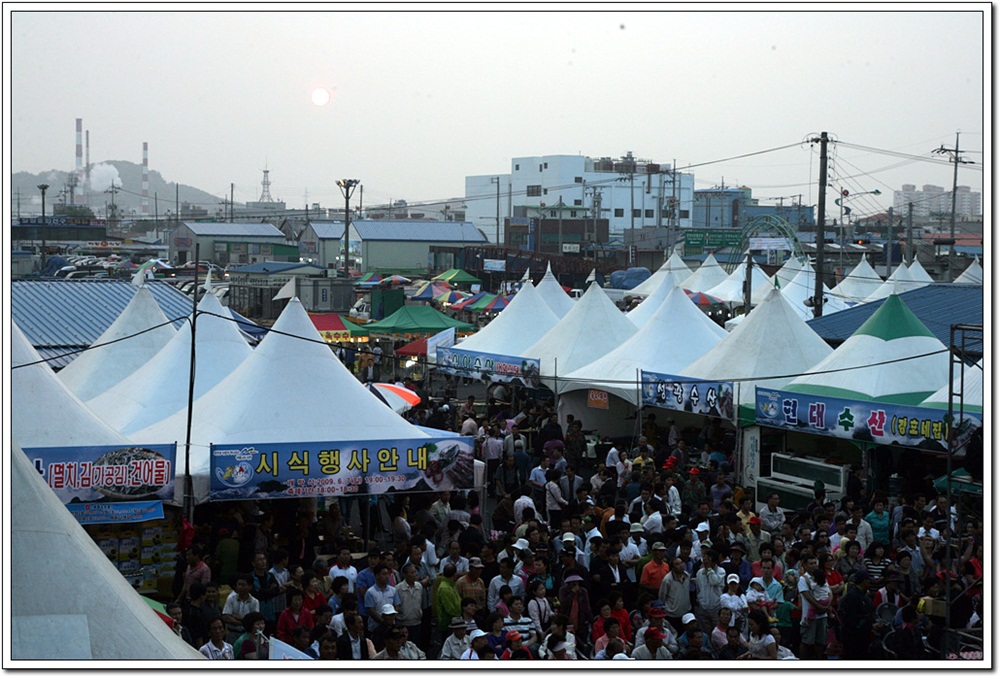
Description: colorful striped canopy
433,290,470,305
683,289,725,306
451,291,491,311
408,281,453,300
469,293,513,312
357,272,383,285
308,313,370,342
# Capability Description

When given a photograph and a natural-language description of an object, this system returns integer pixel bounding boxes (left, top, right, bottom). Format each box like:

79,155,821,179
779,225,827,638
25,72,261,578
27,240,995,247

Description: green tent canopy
364,305,475,337
432,268,482,285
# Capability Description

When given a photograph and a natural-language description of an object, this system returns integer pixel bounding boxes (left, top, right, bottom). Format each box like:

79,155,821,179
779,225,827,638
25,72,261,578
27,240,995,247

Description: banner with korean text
21,443,176,524
209,436,476,501
436,347,540,387
640,371,736,421
754,388,983,451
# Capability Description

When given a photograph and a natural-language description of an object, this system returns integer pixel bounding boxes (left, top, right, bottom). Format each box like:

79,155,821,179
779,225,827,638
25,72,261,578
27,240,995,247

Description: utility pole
37,183,49,270
337,179,360,278
593,188,603,262
933,132,973,281
906,202,914,266
557,195,564,256
175,183,179,227
491,176,501,245
885,206,895,278
230,183,234,222
812,132,829,318
742,250,753,314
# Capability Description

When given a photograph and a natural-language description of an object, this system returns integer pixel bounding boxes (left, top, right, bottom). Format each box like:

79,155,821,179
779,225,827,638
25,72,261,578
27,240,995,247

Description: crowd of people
168,392,983,661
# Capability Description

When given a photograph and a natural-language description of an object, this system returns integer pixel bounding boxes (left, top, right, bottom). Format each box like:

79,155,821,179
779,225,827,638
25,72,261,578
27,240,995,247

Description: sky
5,5,988,219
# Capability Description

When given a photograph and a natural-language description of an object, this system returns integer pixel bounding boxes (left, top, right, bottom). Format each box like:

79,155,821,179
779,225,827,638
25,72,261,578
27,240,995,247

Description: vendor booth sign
754,388,983,451
436,347,540,387
22,443,176,524
640,371,736,421
209,436,476,501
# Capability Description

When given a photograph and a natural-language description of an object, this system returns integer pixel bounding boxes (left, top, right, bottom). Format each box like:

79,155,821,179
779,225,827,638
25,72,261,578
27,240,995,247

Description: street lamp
37,183,49,270
337,179,360,278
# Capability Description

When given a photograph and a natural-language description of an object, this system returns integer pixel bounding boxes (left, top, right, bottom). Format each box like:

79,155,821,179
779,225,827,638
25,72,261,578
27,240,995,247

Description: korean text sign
436,347,540,387
640,371,736,421
209,437,476,501
21,443,176,524
754,388,982,449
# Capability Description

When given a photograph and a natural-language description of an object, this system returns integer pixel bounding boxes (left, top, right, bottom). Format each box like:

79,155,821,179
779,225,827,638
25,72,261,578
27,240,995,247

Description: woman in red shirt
608,592,633,644
275,588,315,644
300,572,326,615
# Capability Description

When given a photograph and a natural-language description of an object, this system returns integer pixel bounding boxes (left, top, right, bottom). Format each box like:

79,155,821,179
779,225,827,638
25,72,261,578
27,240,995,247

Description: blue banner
66,500,165,525
436,347,540,387
21,443,175,525
754,388,983,451
209,437,477,501
640,371,736,420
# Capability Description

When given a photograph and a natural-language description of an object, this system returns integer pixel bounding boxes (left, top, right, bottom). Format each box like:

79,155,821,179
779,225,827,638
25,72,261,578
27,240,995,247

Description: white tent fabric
906,259,935,284
57,285,178,401
12,322,132,448
681,287,833,407
86,291,252,436
953,257,983,285
679,252,729,292
624,271,680,328
830,255,883,303
863,263,927,302
534,262,575,318
522,281,637,384
10,442,204,661
750,255,805,304
563,285,727,403
921,360,983,411
785,294,950,404
705,259,772,305
780,266,850,321
454,281,559,355
131,298,429,503
627,252,691,297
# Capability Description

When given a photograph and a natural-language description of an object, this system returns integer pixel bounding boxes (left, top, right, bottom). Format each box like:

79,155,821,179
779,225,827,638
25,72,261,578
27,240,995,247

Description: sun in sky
311,87,330,106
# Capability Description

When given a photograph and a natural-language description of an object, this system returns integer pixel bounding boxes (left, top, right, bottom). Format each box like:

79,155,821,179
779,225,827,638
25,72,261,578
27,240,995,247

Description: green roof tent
784,294,950,405
432,268,482,285
364,305,475,336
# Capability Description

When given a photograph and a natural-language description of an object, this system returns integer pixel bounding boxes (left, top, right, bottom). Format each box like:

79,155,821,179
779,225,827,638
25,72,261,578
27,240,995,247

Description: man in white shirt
641,499,666,538
621,523,648,582
329,546,359,593
664,476,682,517
221,574,260,642
758,492,786,535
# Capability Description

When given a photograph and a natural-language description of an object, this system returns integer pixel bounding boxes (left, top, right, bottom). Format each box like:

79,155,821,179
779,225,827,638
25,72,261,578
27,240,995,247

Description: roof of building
181,221,285,237
352,220,488,243
11,279,262,369
308,220,346,240
228,261,327,275
806,283,983,348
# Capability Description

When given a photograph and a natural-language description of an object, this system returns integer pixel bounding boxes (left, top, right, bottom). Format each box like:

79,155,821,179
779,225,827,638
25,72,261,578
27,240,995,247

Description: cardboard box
920,596,946,617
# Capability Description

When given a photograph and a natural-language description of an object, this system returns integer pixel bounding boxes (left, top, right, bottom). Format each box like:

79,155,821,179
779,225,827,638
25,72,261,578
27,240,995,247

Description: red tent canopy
395,337,428,356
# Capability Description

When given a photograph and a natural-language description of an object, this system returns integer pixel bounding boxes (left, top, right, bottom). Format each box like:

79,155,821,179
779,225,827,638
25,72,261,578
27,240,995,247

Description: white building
465,153,695,244
894,184,981,219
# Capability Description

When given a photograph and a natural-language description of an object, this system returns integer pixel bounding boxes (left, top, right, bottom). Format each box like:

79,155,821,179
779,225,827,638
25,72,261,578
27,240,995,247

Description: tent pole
183,243,200,521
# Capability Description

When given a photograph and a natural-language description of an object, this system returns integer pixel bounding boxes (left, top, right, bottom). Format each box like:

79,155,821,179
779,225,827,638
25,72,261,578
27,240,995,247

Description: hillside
11,162,228,218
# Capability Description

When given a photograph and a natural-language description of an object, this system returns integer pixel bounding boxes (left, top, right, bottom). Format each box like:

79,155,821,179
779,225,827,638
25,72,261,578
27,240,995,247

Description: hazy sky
6,6,987,218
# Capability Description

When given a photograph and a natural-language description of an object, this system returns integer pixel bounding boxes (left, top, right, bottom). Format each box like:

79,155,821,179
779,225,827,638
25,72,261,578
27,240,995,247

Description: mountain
11,162,228,218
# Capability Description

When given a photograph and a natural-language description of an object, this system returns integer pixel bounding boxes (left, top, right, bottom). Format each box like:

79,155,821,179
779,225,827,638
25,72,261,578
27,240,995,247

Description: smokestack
142,141,150,215
76,118,84,204
85,130,90,185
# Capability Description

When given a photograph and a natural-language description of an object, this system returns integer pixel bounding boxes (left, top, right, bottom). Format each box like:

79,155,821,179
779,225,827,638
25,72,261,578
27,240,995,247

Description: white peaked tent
522,282,637,384
780,266,849,321
455,281,559,355
906,259,935,284
534,262,575,318
625,271,679,328
679,252,730,292
750,256,805,305
58,285,178,401
87,290,252,436
10,442,204,660
705,258,772,305
627,252,691,297
563,285,727,403
920,360,983,412
864,263,927,302
830,255,883,302
953,257,983,285
131,298,430,502
785,294,950,405
681,288,833,410
12,322,132,448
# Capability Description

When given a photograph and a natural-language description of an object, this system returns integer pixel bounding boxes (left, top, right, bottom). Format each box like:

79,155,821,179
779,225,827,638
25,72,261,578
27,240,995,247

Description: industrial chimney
75,118,84,204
